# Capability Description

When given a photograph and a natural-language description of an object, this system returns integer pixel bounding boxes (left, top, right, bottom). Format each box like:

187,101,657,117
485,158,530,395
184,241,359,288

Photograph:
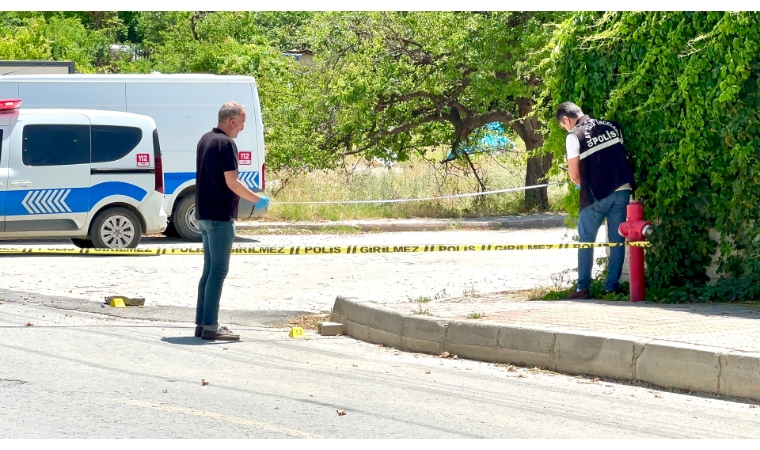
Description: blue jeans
577,189,630,291
196,220,235,330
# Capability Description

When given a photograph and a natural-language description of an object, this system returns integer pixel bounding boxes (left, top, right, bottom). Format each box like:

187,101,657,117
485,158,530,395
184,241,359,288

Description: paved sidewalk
237,213,567,232
379,294,760,353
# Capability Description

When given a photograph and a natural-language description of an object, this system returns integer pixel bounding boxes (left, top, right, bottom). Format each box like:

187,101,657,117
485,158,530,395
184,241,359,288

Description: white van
0,74,266,241
0,99,167,248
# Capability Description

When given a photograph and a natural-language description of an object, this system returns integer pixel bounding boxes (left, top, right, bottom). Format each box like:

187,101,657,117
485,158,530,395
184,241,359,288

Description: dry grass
260,147,566,221
524,286,556,300
284,311,332,330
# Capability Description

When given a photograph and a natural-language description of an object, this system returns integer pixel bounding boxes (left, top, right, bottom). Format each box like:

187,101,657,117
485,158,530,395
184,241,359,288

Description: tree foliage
547,12,760,301
0,12,126,72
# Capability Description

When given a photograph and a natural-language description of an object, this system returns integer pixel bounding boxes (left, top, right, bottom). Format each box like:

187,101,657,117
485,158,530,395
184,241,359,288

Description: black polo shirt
195,128,239,221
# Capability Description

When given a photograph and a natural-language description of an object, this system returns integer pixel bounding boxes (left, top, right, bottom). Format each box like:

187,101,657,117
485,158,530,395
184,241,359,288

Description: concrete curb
236,214,568,233
330,296,760,401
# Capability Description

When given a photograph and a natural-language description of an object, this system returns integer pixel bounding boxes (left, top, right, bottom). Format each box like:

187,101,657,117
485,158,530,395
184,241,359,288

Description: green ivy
546,12,760,302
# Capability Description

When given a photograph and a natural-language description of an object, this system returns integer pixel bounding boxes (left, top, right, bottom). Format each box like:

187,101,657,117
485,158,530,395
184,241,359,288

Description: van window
22,124,90,166
92,125,143,163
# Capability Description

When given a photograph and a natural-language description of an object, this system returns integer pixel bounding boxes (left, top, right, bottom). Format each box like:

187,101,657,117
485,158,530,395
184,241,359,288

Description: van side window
22,125,90,166
92,125,143,163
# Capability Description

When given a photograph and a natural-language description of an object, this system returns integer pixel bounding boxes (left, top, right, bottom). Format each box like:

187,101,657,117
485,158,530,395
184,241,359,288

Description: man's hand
254,196,270,210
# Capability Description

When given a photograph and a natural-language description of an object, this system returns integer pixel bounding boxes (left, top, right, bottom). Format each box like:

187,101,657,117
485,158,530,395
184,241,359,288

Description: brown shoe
201,326,240,341
195,326,203,338
569,289,590,299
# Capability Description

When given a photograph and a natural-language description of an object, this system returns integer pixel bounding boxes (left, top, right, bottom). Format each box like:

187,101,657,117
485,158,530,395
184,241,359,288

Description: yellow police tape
0,241,651,256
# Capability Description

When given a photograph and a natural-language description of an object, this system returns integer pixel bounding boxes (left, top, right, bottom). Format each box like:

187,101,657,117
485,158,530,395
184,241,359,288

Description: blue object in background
444,122,515,162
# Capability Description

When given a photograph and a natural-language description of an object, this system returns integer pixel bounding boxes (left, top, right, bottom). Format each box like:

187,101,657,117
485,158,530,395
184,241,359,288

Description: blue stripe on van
88,182,147,209
3,182,147,216
164,171,260,194
165,172,195,195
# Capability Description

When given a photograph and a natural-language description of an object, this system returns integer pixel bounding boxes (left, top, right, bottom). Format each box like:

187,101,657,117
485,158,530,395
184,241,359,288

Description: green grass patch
535,281,630,301
466,312,486,319
411,305,431,315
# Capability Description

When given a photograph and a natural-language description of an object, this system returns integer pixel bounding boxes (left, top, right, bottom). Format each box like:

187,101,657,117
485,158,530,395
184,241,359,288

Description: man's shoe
201,326,240,341
569,289,590,299
195,326,203,338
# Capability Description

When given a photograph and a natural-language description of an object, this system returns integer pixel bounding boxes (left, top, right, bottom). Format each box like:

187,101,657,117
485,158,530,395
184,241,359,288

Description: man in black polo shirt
195,101,269,340
556,102,635,299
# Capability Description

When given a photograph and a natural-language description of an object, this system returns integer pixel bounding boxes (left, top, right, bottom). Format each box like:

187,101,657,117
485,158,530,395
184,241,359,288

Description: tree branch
338,113,443,156
462,150,487,193
374,91,445,112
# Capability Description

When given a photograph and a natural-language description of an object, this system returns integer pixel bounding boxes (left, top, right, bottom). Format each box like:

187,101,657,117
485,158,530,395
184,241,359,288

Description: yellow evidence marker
289,327,307,339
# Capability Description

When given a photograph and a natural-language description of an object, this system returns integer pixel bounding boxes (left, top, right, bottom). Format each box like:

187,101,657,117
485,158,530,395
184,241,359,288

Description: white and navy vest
568,115,635,210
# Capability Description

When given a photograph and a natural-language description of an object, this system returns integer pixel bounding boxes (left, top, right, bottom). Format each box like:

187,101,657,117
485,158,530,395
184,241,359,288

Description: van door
0,125,9,231
4,113,91,232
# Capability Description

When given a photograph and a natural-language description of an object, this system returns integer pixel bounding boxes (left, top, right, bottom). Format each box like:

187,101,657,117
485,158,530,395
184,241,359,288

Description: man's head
217,101,246,138
555,102,584,132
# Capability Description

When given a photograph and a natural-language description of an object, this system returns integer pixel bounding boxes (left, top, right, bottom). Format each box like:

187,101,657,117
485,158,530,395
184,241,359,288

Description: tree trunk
511,96,552,211
524,146,553,210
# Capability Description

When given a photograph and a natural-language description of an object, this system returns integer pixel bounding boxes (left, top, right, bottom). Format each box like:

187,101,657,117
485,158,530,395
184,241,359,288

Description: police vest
568,115,635,210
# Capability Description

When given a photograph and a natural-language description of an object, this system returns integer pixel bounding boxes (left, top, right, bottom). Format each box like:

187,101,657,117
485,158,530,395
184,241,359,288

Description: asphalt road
0,228,595,313
2,300,760,438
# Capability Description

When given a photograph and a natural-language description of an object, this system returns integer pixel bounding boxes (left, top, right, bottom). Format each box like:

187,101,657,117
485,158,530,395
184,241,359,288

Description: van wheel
174,193,202,242
70,238,94,249
91,207,143,249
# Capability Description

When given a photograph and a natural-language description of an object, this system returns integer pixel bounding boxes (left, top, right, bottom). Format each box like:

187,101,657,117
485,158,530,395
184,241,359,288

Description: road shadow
141,235,260,244
160,336,243,346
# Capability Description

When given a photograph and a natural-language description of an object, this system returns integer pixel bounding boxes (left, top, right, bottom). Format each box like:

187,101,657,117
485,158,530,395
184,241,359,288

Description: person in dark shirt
194,101,269,340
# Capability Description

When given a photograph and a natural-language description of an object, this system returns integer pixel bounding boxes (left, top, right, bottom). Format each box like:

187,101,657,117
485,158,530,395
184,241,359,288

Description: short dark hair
218,101,245,123
555,102,583,122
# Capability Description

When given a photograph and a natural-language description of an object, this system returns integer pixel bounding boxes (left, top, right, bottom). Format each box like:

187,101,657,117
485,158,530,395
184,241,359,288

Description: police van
0,99,167,248
0,74,267,242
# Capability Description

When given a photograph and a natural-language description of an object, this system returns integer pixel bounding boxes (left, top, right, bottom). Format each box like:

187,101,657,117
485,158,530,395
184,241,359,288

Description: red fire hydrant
618,201,654,302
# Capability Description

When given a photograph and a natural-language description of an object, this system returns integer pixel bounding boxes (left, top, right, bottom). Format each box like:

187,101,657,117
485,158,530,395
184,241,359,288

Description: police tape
0,241,651,256
274,182,569,204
